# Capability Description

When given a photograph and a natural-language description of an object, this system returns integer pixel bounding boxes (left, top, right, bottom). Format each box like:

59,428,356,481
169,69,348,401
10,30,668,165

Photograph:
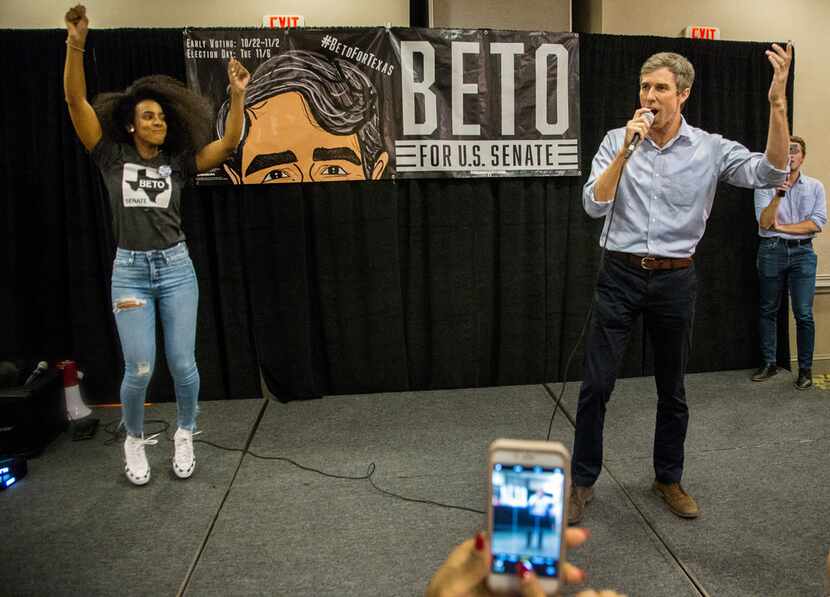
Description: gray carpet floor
2,369,828,596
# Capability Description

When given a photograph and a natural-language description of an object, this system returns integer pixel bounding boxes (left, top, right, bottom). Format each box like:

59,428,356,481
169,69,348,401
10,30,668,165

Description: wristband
66,40,86,53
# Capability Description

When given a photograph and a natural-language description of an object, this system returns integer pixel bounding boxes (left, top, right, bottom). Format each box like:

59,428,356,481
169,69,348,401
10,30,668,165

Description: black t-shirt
90,139,197,250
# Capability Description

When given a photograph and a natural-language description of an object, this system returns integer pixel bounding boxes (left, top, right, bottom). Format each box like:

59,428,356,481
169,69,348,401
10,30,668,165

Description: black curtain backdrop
410,0,430,28
0,30,792,403
0,29,260,403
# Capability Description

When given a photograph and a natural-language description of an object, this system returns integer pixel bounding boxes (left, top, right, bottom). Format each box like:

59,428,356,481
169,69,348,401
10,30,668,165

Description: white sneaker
173,427,199,479
123,434,159,486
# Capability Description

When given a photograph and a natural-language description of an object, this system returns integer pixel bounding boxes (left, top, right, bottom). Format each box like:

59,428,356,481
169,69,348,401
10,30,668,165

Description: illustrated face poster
185,28,580,185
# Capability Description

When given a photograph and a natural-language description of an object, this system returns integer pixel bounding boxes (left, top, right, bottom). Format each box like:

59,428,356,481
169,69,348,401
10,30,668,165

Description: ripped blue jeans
111,242,200,437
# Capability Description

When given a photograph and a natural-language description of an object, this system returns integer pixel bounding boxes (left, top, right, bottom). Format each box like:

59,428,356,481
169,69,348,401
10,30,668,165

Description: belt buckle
640,256,656,270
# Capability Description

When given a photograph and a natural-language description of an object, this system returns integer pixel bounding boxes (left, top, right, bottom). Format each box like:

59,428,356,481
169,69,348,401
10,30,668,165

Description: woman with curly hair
63,4,249,486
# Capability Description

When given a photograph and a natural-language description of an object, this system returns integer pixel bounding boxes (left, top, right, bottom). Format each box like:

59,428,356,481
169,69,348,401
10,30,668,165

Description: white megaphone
57,360,92,420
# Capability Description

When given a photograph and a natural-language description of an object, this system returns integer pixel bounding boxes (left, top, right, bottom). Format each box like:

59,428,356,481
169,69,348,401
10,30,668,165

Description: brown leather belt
608,250,693,270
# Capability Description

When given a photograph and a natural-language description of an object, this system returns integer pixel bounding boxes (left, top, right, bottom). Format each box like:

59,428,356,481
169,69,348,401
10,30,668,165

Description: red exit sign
263,15,305,28
684,25,720,40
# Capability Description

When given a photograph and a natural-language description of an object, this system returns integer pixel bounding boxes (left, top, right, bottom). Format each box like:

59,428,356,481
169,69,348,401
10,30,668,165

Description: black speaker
0,455,27,489
0,368,67,457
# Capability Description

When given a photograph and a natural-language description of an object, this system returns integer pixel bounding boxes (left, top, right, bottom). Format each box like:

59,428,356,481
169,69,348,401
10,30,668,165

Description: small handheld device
487,439,570,595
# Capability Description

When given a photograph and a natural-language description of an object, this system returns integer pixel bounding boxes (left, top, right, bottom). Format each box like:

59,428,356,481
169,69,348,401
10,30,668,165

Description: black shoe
795,369,812,390
751,364,778,382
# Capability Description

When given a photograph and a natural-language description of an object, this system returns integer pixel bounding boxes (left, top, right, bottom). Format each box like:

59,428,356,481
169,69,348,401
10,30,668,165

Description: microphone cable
545,138,637,441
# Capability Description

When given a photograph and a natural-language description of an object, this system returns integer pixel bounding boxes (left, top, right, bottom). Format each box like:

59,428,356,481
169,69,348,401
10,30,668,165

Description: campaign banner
184,28,580,185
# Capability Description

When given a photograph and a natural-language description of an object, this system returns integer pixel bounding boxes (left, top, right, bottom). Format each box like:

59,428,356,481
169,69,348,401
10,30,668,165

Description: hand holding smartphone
487,439,570,595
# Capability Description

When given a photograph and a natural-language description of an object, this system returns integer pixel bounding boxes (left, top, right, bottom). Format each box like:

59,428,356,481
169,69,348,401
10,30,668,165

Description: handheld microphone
24,361,48,386
624,111,655,159
774,162,792,199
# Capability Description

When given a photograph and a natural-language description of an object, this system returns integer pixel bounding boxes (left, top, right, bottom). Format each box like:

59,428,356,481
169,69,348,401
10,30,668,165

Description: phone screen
490,463,566,579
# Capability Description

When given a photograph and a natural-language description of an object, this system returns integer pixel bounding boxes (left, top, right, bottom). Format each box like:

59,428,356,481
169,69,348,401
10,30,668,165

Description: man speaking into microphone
568,44,793,524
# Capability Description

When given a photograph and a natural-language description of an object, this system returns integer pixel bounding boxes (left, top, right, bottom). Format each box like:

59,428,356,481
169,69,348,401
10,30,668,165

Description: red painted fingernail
474,533,485,552
515,561,531,579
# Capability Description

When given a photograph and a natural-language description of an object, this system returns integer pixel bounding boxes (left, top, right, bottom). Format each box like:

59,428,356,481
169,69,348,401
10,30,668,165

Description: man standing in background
752,135,826,389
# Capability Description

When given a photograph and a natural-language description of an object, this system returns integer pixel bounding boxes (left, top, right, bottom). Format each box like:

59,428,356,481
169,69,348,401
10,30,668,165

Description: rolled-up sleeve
719,138,788,189
754,187,773,223
583,132,618,219
810,181,827,230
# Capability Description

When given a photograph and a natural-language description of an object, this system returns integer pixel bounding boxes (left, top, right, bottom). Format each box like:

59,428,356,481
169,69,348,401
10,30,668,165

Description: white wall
0,0,409,28
432,0,571,31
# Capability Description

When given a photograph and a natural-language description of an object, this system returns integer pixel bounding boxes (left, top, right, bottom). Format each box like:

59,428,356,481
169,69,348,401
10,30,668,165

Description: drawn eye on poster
184,28,579,185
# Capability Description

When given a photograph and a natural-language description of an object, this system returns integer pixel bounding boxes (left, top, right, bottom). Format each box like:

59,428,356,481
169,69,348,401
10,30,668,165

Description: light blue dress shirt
583,117,788,258
753,172,827,238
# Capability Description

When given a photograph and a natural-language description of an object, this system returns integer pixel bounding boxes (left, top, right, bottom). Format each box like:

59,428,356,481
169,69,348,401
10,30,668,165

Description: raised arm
195,58,249,173
63,4,102,151
764,43,793,171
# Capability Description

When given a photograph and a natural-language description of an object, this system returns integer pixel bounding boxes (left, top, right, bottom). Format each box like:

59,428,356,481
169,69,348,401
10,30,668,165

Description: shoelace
127,432,160,452
125,433,160,471
175,430,203,443
141,432,161,446
128,433,159,458
174,431,202,459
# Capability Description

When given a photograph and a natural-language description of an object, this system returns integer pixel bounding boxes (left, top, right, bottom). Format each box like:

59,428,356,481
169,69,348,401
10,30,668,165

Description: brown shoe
652,481,699,518
567,485,594,525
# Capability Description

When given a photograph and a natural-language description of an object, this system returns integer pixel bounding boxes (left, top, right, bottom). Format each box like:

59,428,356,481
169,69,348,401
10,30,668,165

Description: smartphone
487,439,570,595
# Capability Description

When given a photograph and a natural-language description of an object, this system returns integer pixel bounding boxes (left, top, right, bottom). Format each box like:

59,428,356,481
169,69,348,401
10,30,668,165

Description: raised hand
622,108,654,153
766,42,793,106
195,57,251,171
64,4,89,46
227,57,250,94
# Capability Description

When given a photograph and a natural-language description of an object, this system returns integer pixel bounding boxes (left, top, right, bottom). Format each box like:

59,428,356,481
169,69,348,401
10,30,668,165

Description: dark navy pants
571,255,697,487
